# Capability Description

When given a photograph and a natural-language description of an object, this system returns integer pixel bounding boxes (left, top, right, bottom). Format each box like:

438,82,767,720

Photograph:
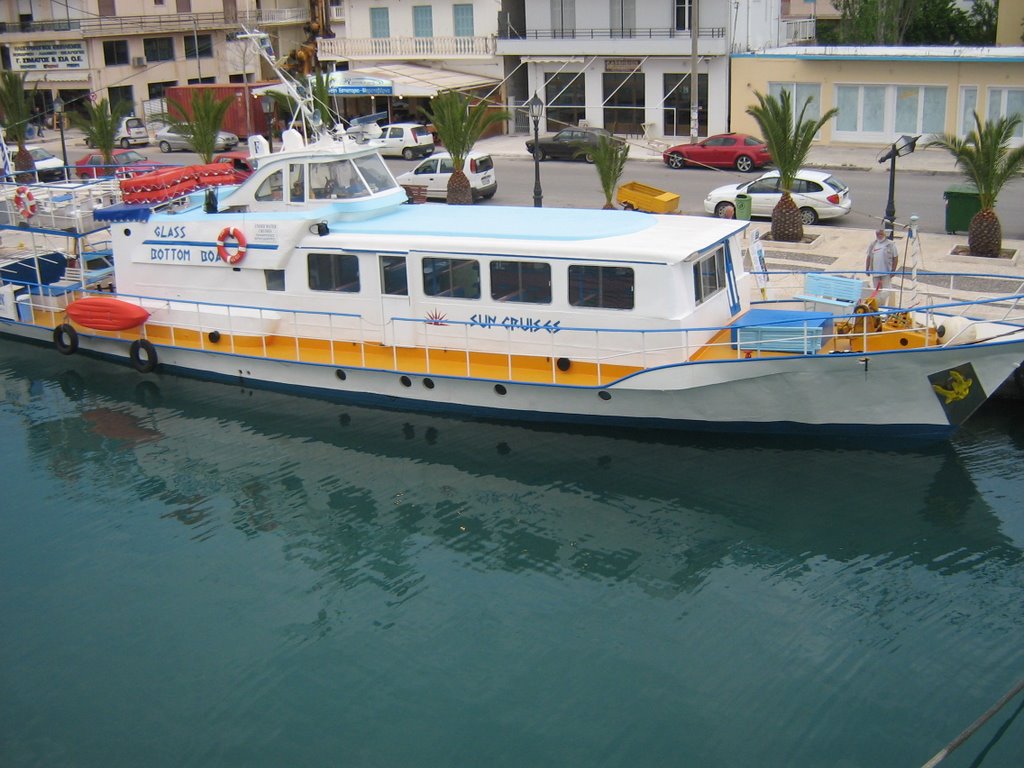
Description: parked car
75,149,165,179
4,144,64,181
85,116,149,149
662,133,772,172
156,125,239,153
372,123,435,159
525,127,613,163
394,151,497,202
704,169,852,225
215,151,257,179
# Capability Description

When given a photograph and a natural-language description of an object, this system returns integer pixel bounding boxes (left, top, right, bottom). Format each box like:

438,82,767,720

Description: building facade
0,0,311,122
729,46,1024,148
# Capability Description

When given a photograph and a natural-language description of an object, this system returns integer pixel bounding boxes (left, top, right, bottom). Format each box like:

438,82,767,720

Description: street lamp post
878,134,920,240
528,93,544,208
53,95,68,181
261,96,275,152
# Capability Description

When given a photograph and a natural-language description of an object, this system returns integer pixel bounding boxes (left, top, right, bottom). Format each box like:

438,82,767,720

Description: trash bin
943,185,981,234
734,193,752,221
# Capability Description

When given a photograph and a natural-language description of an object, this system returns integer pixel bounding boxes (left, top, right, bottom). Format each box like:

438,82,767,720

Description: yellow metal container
616,181,680,214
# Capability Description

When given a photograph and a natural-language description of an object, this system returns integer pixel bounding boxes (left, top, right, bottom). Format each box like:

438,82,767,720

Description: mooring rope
920,677,1024,767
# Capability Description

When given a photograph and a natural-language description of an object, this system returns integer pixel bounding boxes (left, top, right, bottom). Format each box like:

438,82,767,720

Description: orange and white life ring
14,186,37,219
216,227,247,264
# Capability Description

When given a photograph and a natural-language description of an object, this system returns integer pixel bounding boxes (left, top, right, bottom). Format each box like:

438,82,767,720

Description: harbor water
1,341,1022,767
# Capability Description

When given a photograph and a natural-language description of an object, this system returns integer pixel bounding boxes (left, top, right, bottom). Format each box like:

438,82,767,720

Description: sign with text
11,41,89,71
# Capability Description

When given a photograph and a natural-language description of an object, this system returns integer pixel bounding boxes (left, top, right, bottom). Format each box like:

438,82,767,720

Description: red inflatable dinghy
67,297,150,331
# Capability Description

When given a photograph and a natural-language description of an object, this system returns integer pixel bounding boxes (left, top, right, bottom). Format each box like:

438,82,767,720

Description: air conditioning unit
132,57,146,68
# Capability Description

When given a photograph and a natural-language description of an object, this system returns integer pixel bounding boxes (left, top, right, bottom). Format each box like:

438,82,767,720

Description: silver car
155,125,239,153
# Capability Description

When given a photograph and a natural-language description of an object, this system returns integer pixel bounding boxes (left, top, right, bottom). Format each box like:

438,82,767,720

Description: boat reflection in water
1,342,1023,767
4,342,1021,592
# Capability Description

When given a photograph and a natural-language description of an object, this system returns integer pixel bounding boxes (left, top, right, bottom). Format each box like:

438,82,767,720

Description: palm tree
745,90,838,242
926,112,1024,258
0,71,37,180
587,135,630,209
420,91,509,205
155,90,233,164
68,98,131,167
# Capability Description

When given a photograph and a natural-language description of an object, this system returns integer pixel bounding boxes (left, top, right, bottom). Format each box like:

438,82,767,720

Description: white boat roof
311,205,749,267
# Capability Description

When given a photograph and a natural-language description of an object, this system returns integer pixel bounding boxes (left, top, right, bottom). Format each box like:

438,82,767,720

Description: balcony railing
783,18,816,44
0,9,307,36
319,36,496,59
499,26,726,40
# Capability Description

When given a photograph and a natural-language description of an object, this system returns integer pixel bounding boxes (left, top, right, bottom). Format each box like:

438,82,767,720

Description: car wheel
533,148,546,162
120,138,131,149
714,202,736,219
583,152,596,163
734,155,754,172
402,147,415,160
799,207,819,225
159,141,172,153
667,153,686,170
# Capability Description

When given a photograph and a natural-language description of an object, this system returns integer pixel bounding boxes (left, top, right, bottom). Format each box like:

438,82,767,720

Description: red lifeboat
66,297,150,331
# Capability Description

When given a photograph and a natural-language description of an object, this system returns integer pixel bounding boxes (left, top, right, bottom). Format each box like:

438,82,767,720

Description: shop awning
251,64,500,100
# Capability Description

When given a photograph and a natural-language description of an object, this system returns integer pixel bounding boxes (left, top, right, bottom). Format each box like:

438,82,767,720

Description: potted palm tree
927,112,1024,259
587,135,630,209
69,98,132,170
745,89,838,242
0,71,38,181
421,91,508,205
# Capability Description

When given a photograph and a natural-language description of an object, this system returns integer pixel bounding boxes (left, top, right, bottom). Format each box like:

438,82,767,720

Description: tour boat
2,125,1024,437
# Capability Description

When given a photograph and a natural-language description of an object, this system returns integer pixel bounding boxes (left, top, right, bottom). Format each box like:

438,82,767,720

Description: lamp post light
261,96,275,152
528,93,544,208
53,95,68,181
878,134,920,240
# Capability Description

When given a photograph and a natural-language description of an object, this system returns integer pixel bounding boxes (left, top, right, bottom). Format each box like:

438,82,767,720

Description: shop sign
11,41,88,71
605,58,642,73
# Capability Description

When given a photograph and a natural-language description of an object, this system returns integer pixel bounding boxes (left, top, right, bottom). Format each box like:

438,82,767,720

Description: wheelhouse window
381,255,408,295
255,171,284,201
308,253,360,293
352,154,397,193
288,163,305,202
491,261,552,304
423,257,480,299
569,265,634,309
693,247,726,306
265,270,285,291
310,159,368,199
143,37,174,62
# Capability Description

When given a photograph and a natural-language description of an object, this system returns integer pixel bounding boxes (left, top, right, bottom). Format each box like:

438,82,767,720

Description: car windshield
29,149,55,161
117,151,146,164
125,118,145,130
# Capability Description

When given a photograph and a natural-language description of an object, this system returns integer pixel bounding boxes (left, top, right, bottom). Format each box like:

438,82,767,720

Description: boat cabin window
255,170,284,201
423,257,480,299
308,252,360,293
265,270,285,291
568,265,634,309
311,159,369,199
693,246,726,306
289,163,306,202
352,154,398,194
381,255,408,296
491,260,552,304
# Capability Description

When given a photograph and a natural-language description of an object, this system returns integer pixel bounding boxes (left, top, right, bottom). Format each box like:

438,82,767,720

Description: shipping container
164,82,279,139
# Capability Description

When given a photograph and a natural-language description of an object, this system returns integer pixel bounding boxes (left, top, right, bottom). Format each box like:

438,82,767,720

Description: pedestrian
32,107,45,139
865,228,898,293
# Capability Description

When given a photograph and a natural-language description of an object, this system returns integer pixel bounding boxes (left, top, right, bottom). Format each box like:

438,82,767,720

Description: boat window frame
307,252,361,293
567,264,635,310
490,260,552,304
693,245,726,306
422,256,480,299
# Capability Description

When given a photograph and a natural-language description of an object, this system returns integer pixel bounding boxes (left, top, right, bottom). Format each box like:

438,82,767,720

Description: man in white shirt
865,229,898,294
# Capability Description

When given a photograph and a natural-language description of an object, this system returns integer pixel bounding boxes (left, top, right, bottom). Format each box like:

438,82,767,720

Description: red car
662,133,771,173
75,149,166,179
214,151,256,180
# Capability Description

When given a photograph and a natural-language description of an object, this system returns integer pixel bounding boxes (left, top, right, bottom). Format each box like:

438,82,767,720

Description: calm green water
1,342,1022,768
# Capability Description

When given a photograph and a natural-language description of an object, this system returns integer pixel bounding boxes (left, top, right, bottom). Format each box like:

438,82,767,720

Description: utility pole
689,0,699,143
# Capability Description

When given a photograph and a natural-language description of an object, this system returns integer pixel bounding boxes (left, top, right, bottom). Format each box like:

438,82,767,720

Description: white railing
783,18,816,44
318,35,496,59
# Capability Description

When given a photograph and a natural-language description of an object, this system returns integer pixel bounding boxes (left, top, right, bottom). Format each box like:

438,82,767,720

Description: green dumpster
734,193,752,221
943,185,981,234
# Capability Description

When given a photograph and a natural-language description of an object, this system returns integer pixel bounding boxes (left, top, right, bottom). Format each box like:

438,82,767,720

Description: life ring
14,186,37,219
216,227,247,264
129,339,158,374
53,323,79,355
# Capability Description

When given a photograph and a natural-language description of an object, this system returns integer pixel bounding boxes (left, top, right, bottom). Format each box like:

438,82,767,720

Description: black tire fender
53,323,79,355
129,339,158,374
